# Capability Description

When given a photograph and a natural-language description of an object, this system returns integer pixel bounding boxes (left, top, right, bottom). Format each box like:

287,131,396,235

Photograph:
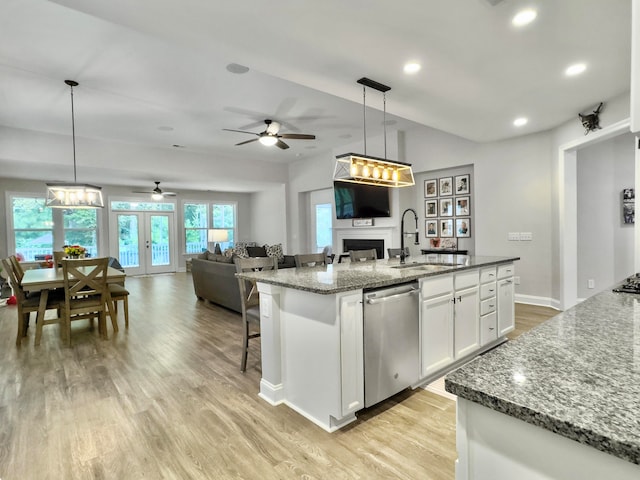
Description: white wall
577,132,636,298
249,185,288,249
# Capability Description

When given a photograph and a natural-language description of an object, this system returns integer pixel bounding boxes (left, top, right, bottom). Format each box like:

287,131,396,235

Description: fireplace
343,239,385,260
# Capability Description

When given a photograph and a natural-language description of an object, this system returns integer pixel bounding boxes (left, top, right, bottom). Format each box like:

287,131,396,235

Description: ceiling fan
223,119,316,150
133,181,177,200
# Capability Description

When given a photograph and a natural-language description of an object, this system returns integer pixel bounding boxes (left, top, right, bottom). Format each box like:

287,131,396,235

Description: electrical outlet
508,232,520,241
588,279,595,289
514,276,521,285
520,232,533,241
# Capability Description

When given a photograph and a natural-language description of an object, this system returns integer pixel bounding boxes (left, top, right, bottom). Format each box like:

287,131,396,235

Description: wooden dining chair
60,257,113,345
234,256,278,372
9,255,24,282
108,283,130,328
349,249,378,262
294,253,327,268
2,257,62,346
53,251,66,270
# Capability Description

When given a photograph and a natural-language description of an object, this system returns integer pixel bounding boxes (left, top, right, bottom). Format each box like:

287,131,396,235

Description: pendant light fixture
333,77,415,188
46,80,104,208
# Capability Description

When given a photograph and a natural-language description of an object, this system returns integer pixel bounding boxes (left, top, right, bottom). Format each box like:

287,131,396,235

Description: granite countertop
445,289,640,465
236,254,518,294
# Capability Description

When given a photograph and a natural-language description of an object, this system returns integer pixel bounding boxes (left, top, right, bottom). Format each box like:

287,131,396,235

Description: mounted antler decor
578,102,603,135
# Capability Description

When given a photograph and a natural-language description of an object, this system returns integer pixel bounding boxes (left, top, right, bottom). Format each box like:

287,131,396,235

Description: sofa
191,244,295,313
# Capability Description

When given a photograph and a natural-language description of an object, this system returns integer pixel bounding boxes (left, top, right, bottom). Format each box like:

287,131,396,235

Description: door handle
366,289,418,305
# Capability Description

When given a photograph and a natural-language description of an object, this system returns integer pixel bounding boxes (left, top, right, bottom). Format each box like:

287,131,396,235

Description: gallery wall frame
439,177,453,196
455,174,470,195
426,220,438,237
456,218,471,238
424,179,438,198
425,199,438,218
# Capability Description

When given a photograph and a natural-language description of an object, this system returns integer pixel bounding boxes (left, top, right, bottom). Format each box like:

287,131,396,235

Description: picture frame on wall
424,179,438,198
456,218,471,237
455,174,470,195
426,220,438,237
623,188,635,224
440,198,453,217
425,199,438,218
439,177,453,196
456,196,470,216
440,219,454,237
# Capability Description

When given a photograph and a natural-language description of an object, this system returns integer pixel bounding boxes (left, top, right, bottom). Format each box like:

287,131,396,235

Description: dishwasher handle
366,288,419,305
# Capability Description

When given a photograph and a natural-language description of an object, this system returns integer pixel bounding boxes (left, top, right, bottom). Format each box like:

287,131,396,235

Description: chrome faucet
400,208,419,264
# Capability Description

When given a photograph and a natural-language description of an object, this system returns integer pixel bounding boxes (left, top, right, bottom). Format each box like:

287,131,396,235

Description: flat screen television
334,181,391,219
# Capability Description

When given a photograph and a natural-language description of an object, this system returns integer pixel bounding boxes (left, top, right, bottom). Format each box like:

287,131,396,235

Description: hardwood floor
0,274,557,479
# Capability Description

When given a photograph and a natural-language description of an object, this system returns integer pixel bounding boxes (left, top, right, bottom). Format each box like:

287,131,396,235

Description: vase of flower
63,245,86,259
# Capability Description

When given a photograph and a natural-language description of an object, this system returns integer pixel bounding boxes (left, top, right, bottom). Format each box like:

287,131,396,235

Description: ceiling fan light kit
334,77,415,188
46,80,104,208
223,118,316,150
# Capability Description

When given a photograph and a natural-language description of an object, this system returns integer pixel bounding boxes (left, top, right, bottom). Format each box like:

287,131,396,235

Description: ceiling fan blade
275,139,290,150
223,128,259,135
279,134,316,140
236,138,259,146
163,192,177,196
132,190,154,194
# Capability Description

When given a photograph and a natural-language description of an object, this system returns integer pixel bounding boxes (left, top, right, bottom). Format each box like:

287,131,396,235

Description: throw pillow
233,244,249,258
247,246,267,257
214,254,234,264
206,251,218,261
222,248,234,258
264,243,284,262
197,251,209,260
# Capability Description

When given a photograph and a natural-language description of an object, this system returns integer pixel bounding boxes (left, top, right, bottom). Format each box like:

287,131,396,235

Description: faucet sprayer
400,208,419,264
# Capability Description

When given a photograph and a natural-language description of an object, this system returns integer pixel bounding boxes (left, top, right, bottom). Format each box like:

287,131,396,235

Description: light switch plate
520,232,533,241
508,232,520,241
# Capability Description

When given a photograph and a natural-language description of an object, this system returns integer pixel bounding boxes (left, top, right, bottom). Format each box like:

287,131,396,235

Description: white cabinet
339,291,364,416
497,263,515,336
420,275,454,377
479,266,497,346
454,285,480,358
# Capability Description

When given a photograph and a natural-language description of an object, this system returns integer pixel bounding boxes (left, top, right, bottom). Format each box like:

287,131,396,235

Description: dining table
20,265,126,341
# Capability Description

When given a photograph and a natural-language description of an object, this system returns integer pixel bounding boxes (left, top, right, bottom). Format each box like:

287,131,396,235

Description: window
9,194,102,262
182,202,237,253
315,203,333,252
63,209,98,257
184,203,208,253
212,203,235,251
11,196,53,261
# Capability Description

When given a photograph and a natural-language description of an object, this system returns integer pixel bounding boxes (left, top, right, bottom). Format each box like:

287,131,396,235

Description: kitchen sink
391,262,457,270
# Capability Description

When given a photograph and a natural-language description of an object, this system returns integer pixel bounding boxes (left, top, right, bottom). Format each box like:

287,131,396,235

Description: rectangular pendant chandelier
334,153,415,187
46,183,104,208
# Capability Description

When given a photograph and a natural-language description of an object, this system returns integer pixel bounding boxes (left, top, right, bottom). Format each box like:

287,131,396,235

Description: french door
112,212,175,275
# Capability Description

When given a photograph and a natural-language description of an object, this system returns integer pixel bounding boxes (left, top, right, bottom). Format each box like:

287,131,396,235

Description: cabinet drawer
480,312,497,345
455,270,479,291
497,263,514,279
480,267,497,284
480,282,496,300
480,298,496,315
421,274,454,299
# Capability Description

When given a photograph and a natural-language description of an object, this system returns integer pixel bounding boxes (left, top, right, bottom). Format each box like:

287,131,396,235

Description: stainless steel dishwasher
363,281,420,407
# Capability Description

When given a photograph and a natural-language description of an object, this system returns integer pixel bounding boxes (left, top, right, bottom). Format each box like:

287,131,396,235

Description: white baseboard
515,294,561,311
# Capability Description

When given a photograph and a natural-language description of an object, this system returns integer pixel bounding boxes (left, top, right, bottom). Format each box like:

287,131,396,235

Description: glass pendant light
46,80,104,208
333,77,415,188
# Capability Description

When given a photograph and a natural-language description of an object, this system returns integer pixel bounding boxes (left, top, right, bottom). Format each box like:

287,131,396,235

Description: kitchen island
237,254,518,432
445,289,640,479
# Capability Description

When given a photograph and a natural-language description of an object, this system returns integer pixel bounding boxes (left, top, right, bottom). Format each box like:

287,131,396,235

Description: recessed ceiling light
513,117,528,127
172,144,185,148
512,9,537,27
403,62,421,74
226,63,249,74
565,63,586,76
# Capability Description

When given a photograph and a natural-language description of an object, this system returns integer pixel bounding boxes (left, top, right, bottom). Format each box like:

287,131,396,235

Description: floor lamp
208,229,229,254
